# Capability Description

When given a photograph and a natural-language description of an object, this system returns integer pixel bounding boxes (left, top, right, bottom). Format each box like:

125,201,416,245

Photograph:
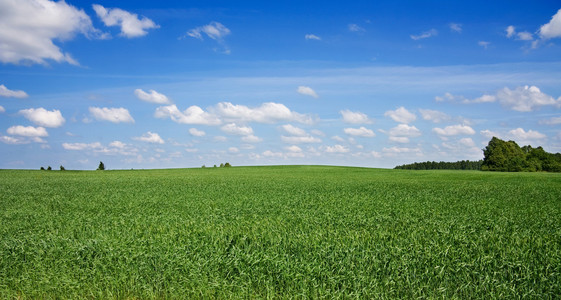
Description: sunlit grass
1,166,560,298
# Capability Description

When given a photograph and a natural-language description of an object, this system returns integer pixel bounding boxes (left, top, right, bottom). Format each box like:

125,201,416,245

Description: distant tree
60,165,65,171
220,163,224,168
482,137,525,171
224,162,232,167
40,167,45,171
47,166,52,171
214,165,217,168
97,161,105,171
202,165,206,168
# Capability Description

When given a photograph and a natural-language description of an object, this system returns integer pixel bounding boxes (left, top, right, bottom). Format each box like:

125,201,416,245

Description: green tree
482,137,525,171
40,167,45,171
224,162,232,167
97,161,105,171
47,166,52,171
60,165,65,171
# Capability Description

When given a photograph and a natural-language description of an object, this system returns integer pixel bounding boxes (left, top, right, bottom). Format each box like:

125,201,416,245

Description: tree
60,165,65,171
220,163,224,168
224,162,232,167
47,166,52,171
97,161,105,171
40,167,45,171
482,137,525,171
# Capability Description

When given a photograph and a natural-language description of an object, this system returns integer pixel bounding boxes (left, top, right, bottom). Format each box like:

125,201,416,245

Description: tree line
394,160,483,170
394,137,561,172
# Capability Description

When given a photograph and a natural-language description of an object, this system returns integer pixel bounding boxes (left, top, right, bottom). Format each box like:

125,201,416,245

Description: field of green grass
1,166,560,298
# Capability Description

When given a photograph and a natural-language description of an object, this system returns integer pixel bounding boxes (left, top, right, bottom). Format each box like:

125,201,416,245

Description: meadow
1,166,560,298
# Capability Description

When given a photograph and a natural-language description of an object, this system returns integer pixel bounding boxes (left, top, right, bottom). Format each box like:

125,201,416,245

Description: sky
1,0,561,170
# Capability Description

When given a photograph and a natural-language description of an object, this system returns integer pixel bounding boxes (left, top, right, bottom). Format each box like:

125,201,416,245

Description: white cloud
7,125,48,137
89,107,134,123
311,129,325,136
281,135,321,144
0,135,28,144
331,135,345,142
471,94,496,103
305,34,321,40
242,135,262,143
388,124,421,138
418,109,450,123
480,129,499,139
506,25,516,38
540,116,561,125
281,124,307,136
133,131,164,144
517,31,533,41
348,24,365,32
389,137,410,143
93,4,158,38
263,150,284,158
325,144,350,153
109,140,126,148
340,109,372,124
186,21,230,40
384,107,416,124
478,41,490,49
496,85,560,112
189,128,206,137
19,108,65,128
155,104,221,125
297,86,319,98
213,102,314,124
286,145,302,153
449,23,462,33
62,142,102,150
433,125,475,137
539,9,561,39
344,127,375,137
382,146,422,155
0,106,4,113
228,147,239,153
410,29,437,40
134,89,171,104
0,0,100,65
0,84,28,98
214,136,227,142
220,123,253,136
508,128,546,141
459,137,476,147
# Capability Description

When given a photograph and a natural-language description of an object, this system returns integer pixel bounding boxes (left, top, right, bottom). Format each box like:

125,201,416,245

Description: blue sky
1,0,561,169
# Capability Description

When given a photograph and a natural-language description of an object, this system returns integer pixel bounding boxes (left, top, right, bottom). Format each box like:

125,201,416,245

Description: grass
1,166,560,298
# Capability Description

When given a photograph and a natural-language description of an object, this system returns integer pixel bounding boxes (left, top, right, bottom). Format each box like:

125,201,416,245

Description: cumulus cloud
286,145,302,153
155,104,221,125
19,107,65,128
384,107,416,124
382,146,422,155
0,84,28,98
134,89,171,104
189,128,206,137
242,135,262,143
344,127,375,137
305,34,321,40
297,86,319,98
7,125,48,137
438,86,560,112
340,109,372,124
281,135,321,144
89,107,134,123
506,25,516,38
449,23,462,33
263,150,284,158
324,144,350,153
387,124,421,143
496,85,560,112
281,124,307,136
508,128,546,141
433,125,475,137
505,25,534,41
228,147,239,153
213,102,314,124
0,0,102,65
0,106,4,113
133,131,164,144
418,109,450,123
410,29,437,40
220,123,253,136
93,4,158,38
539,9,561,39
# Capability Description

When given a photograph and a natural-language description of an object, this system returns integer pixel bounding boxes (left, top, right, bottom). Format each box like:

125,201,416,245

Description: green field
1,166,560,298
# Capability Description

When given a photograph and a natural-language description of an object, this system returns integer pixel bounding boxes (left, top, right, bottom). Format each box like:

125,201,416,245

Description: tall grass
1,166,560,298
